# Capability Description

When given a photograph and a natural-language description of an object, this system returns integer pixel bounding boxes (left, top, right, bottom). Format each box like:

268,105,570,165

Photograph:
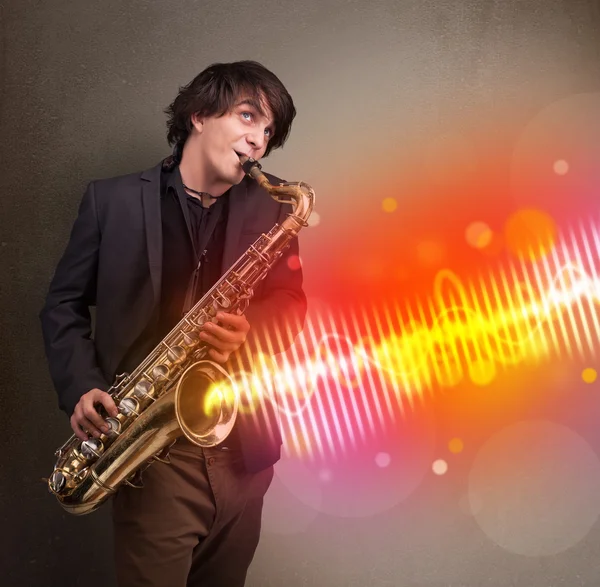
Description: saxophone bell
174,360,238,447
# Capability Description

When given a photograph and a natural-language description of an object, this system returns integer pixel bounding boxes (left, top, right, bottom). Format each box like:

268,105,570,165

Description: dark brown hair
164,60,296,158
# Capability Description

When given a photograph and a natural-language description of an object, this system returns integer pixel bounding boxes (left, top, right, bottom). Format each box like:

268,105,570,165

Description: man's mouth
234,151,252,169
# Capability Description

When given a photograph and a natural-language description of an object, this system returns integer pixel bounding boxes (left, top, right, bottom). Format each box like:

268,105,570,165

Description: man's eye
264,128,272,137
241,112,252,121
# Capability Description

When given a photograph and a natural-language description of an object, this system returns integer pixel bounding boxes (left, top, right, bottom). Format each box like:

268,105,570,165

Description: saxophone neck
238,155,315,227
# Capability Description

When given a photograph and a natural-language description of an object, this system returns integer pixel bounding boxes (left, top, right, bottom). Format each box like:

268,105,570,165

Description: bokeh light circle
286,255,302,271
468,359,496,386
375,452,391,468
273,409,437,518
448,438,464,454
382,197,397,213
582,368,597,384
504,208,558,261
262,461,322,536
465,221,493,249
553,159,569,175
432,459,448,475
307,211,321,227
468,420,600,556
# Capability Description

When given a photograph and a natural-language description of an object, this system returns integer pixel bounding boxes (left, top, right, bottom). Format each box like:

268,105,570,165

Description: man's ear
190,112,204,133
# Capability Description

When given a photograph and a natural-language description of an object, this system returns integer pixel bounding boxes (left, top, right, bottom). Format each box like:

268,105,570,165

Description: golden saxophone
47,155,315,515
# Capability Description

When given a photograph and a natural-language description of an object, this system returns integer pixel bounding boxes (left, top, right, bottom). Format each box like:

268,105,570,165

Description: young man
40,60,307,587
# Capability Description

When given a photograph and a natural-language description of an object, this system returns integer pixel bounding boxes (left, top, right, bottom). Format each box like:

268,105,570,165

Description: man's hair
164,60,296,158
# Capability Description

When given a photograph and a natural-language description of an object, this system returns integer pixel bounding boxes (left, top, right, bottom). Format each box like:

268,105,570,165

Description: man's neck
181,185,217,208
179,154,230,207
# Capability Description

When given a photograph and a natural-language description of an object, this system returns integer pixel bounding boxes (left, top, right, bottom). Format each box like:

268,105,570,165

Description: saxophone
46,155,315,515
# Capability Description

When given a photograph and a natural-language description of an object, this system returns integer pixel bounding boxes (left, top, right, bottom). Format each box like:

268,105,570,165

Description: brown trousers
111,437,274,587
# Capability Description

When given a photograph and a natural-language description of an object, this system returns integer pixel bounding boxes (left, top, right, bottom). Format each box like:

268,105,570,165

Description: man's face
192,94,276,188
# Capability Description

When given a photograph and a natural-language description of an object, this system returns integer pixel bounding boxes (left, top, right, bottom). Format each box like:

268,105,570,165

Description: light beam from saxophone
218,219,600,460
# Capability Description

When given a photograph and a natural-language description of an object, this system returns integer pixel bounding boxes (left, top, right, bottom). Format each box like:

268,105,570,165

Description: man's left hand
199,311,250,363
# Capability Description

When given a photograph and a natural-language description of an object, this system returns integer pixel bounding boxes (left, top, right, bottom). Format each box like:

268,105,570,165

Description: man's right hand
70,388,119,441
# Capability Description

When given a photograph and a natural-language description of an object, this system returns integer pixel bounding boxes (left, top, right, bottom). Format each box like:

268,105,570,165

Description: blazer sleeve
39,181,110,417
236,200,308,363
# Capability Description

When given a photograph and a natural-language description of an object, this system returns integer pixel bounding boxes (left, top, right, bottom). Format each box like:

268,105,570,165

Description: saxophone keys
152,364,170,381
193,311,208,325
79,438,104,461
182,331,200,347
217,295,231,309
152,447,171,464
49,470,67,493
133,379,154,399
114,372,130,384
124,471,144,489
103,417,121,437
118,397,140,417
152,455,171,464
167,345,187,364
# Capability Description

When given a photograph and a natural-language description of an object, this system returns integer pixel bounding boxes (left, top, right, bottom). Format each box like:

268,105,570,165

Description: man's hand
199,311,250,363
71,388,119,441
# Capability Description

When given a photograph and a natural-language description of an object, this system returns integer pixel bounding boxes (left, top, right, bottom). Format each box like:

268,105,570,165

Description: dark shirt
157,165,229,340
116,165,229,373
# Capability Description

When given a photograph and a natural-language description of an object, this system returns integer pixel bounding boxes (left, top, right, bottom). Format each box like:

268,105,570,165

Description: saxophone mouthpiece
237,153,262,175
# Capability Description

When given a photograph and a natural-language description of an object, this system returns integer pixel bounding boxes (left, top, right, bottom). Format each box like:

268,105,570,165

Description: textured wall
1,1,600,585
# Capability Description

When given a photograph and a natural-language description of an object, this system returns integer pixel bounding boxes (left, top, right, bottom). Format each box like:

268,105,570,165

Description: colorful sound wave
210,219,600,459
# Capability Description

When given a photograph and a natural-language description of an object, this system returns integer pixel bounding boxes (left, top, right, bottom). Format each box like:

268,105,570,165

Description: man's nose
247,128,267,152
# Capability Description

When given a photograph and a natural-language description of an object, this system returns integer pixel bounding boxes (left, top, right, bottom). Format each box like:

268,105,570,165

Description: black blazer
40,158,307,473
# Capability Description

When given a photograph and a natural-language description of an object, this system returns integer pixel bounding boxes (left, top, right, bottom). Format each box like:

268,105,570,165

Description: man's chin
231,169,246,185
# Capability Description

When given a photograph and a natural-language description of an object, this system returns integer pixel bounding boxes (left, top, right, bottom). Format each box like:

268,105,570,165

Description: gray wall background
2,1,600,586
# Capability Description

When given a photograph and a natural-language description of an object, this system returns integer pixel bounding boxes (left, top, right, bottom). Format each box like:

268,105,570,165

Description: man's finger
70,416,88,441
96,392,118,417
200,329,239,350
82,400,109,433
217,312,250,332
78,415,103,438
203,322,240,343
208,348,231,364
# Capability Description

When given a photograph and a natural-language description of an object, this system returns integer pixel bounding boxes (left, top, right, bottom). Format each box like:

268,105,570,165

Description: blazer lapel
140,162,163,305
221,178,250,272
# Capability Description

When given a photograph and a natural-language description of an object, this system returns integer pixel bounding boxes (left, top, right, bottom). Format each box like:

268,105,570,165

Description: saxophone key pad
216,295,231,309
104,417,121,436
118,397,139,417
133,379,153,399
182,332,200,347
193,314,207,327
167,345,187,364
152,365,170,381
80,438,104,460
49,470,66,493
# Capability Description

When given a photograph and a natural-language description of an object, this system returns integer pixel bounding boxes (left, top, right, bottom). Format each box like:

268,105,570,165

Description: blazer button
207,457,215,466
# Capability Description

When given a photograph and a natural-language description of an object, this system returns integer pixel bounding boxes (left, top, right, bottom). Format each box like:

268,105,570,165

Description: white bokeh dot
553,159,569,175
432,459,448,475
307,211,321,227
375,452,391,468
